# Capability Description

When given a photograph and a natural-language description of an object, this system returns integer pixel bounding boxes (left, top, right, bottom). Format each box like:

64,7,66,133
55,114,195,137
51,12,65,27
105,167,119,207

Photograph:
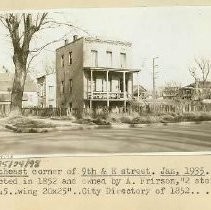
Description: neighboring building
37,73,56,108
133,85,148,99
0,72,38,109
179,81,211,100
162,86,180,100
56,36,140,114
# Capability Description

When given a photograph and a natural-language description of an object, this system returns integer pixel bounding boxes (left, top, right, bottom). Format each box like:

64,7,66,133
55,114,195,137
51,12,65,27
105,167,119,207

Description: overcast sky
1,7,211,90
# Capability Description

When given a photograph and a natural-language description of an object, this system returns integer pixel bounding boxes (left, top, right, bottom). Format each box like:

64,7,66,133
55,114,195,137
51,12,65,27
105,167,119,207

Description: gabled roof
0,73,37,92
133,85,147,95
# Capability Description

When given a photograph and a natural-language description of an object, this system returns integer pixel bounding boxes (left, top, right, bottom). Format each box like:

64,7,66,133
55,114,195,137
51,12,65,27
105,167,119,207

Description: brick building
56,36,140,115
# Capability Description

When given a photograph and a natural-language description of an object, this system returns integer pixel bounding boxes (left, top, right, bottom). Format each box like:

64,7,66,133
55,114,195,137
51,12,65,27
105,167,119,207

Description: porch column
90,70,93,109
106,70,109,107
123,71,126,112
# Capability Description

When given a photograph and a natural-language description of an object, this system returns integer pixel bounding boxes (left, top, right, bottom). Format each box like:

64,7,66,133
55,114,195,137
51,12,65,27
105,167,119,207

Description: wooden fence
0,104,10,117
0,102,211,117
21,107,80,117
132,103,211,114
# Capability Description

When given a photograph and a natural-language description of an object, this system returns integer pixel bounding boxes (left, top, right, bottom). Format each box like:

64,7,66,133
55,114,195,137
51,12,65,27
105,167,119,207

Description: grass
106,111,211,124
2,111,211,132
73,111,211,126
5,116,56,129
74,118,111,126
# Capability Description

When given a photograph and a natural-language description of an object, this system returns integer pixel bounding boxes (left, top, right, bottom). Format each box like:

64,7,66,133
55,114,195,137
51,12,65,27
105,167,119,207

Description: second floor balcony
87,91,133,100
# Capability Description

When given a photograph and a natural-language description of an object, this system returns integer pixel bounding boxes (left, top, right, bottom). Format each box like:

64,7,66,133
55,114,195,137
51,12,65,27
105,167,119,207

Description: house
0,72,38,114
56,36,140,115
37,73,56,108
162,86,180,100
179,81,211,100
133,85,148,100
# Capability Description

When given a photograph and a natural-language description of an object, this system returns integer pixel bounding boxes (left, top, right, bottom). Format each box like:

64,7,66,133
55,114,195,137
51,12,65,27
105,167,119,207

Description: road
0,122,211,155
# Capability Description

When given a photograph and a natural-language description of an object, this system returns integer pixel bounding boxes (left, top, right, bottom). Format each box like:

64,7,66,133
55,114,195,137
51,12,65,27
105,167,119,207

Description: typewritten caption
0,155,211,198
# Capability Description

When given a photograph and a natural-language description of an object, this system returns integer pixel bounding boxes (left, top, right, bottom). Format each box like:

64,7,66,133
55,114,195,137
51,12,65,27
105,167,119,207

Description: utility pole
137,72,140,101
152,57,159,107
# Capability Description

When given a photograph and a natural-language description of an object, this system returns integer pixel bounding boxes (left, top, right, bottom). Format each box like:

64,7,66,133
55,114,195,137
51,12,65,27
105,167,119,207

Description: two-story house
37,73,56,108
0,72,38,115
56,36,140,115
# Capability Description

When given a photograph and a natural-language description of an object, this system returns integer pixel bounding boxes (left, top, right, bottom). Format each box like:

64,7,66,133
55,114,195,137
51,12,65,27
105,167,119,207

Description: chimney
2,65,8,73
73,35,78,41
64,39,69,45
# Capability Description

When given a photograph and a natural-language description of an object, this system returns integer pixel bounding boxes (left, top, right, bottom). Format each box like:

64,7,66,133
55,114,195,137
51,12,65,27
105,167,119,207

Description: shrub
92,118,111,125
160,114,175,122
120,116,133,124
74,118,95,125
6,116,56,128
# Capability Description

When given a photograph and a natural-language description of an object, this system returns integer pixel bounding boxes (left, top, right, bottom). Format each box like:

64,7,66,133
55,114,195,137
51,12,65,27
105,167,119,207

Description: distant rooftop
185,81,211,89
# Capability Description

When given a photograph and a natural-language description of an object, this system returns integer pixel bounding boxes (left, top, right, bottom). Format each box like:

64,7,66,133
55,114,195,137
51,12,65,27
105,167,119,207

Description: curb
5,120,211,133
111,120,211,129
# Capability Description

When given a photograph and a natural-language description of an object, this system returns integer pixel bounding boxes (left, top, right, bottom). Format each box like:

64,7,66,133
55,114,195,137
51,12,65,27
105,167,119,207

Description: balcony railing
87,91,132,100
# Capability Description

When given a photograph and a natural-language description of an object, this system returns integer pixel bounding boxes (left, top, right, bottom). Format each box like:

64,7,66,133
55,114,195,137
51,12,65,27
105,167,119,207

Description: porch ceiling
83,67,140,73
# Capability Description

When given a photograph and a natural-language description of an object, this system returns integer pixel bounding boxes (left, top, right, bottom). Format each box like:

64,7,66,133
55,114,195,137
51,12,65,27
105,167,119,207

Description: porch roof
83,67,140,73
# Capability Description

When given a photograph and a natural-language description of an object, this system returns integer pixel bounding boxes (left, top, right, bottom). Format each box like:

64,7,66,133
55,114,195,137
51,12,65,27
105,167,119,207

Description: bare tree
189,58,211,85
0,13,87,115
0,13,48,115
44,60,56,75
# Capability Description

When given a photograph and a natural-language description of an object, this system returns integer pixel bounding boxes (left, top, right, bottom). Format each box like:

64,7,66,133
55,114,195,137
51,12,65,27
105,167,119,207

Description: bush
181,112,211,122
51,115,76,121
74,117,111,125
92,118,111,125
119,116,133,124
74,118,95,125
107,112,139,124
6,116,56,128
160,114,175,122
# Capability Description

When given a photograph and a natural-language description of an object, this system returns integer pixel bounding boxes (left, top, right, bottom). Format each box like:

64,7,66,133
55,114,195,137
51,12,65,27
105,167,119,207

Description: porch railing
87,91,132,100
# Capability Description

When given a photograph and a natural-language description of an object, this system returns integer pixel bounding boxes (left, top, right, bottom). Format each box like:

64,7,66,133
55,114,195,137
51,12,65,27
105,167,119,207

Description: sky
0,7,211,90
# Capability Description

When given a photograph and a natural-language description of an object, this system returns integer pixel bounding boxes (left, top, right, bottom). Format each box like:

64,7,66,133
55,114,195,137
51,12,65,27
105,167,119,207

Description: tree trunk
10,54,27,116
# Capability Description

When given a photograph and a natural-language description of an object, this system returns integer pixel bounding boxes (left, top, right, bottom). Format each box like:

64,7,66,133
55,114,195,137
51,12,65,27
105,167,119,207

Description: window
106,51,112,67
95,75,107,92
61,81,64,94
120,53,126,68
68,52,72,65
40,84,45,97
111,75,120,92
48,86,54,99
69,79,73,93
49,86,54,95
91,50,98,67
95,76,103,92
61,55,64,67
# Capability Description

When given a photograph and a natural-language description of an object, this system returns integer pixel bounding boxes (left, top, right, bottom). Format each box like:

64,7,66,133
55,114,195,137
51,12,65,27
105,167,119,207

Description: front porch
84,67,140,110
